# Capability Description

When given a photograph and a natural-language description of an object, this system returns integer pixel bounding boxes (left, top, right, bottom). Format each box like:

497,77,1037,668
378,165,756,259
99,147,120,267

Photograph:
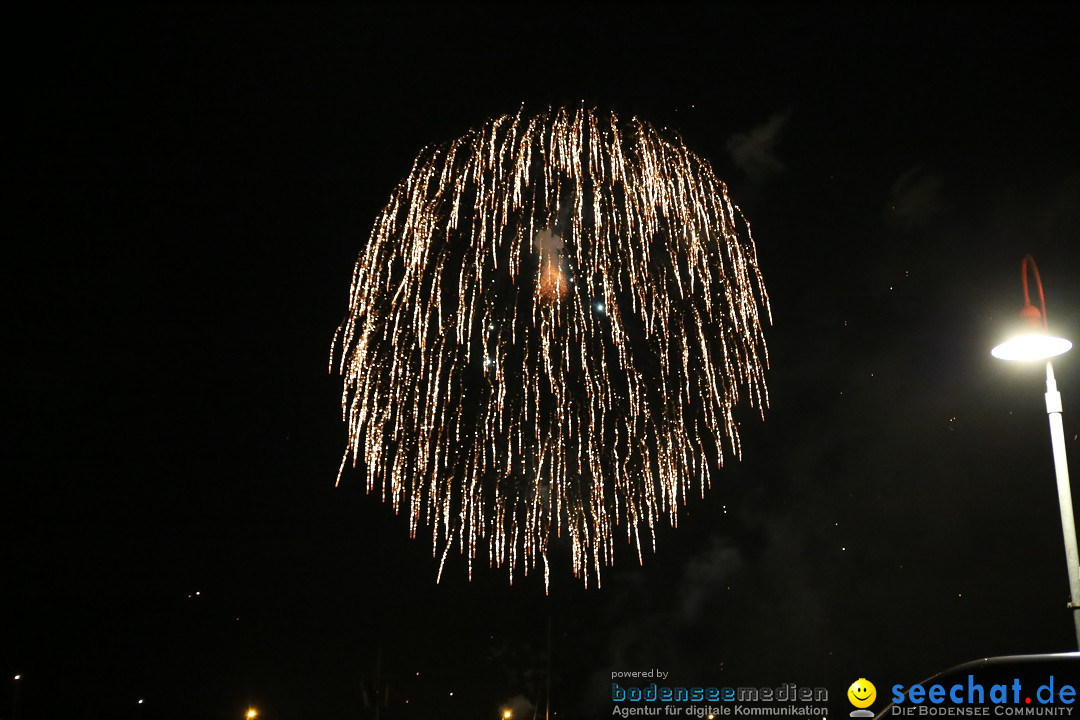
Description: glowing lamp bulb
503,711,513,719
246,710,258,719
991,334,1072,361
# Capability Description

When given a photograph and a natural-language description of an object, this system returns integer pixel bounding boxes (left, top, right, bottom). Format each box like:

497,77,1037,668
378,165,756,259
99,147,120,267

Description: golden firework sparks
331,106,771,589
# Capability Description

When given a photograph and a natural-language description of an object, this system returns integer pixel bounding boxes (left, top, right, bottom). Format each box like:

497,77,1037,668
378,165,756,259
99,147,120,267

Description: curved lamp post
991,255,1078,646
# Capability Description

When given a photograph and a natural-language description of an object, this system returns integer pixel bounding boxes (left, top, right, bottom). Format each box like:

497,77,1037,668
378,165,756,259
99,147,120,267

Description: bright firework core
331,106,771,588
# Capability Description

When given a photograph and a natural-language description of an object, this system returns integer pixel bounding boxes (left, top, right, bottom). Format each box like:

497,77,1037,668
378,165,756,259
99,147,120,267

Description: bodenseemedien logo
848,679,877,718
609,674,829,718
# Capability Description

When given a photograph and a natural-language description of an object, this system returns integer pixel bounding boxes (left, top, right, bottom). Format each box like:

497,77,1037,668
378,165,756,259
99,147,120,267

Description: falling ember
331,106,771,588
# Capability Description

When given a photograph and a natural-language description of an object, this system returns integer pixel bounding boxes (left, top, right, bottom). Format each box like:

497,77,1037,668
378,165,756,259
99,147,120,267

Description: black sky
6,5,1080,719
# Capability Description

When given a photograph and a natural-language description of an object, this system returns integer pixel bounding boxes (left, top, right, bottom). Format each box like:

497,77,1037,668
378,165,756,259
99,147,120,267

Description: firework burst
331,107,771,588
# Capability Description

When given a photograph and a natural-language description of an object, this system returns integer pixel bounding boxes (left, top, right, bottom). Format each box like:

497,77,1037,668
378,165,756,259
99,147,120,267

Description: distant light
247,709,258,719
138,699,144,704
991,333,1072,361
14,674,20,680
504,710,513,719
595,302,605,313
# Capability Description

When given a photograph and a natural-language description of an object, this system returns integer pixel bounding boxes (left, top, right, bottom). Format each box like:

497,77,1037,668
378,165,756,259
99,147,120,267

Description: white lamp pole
992,255,1080,647
1044,359,1080,646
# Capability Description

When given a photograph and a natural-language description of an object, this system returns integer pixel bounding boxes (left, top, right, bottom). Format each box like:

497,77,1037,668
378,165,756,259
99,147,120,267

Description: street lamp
991,254,1079,647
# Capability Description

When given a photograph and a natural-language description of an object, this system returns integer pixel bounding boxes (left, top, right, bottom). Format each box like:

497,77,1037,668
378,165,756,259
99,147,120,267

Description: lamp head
991,303,1072,361
991,255,1072,362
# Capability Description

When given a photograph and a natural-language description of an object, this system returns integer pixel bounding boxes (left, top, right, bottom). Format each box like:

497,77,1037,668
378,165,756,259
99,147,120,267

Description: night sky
7,5,1080,719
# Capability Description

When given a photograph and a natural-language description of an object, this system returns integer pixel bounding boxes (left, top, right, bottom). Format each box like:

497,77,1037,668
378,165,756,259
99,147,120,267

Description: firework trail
331,107,770,588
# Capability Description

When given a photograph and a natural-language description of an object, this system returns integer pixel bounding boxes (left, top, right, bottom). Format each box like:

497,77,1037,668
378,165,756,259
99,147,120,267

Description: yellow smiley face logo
847,678,877,708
